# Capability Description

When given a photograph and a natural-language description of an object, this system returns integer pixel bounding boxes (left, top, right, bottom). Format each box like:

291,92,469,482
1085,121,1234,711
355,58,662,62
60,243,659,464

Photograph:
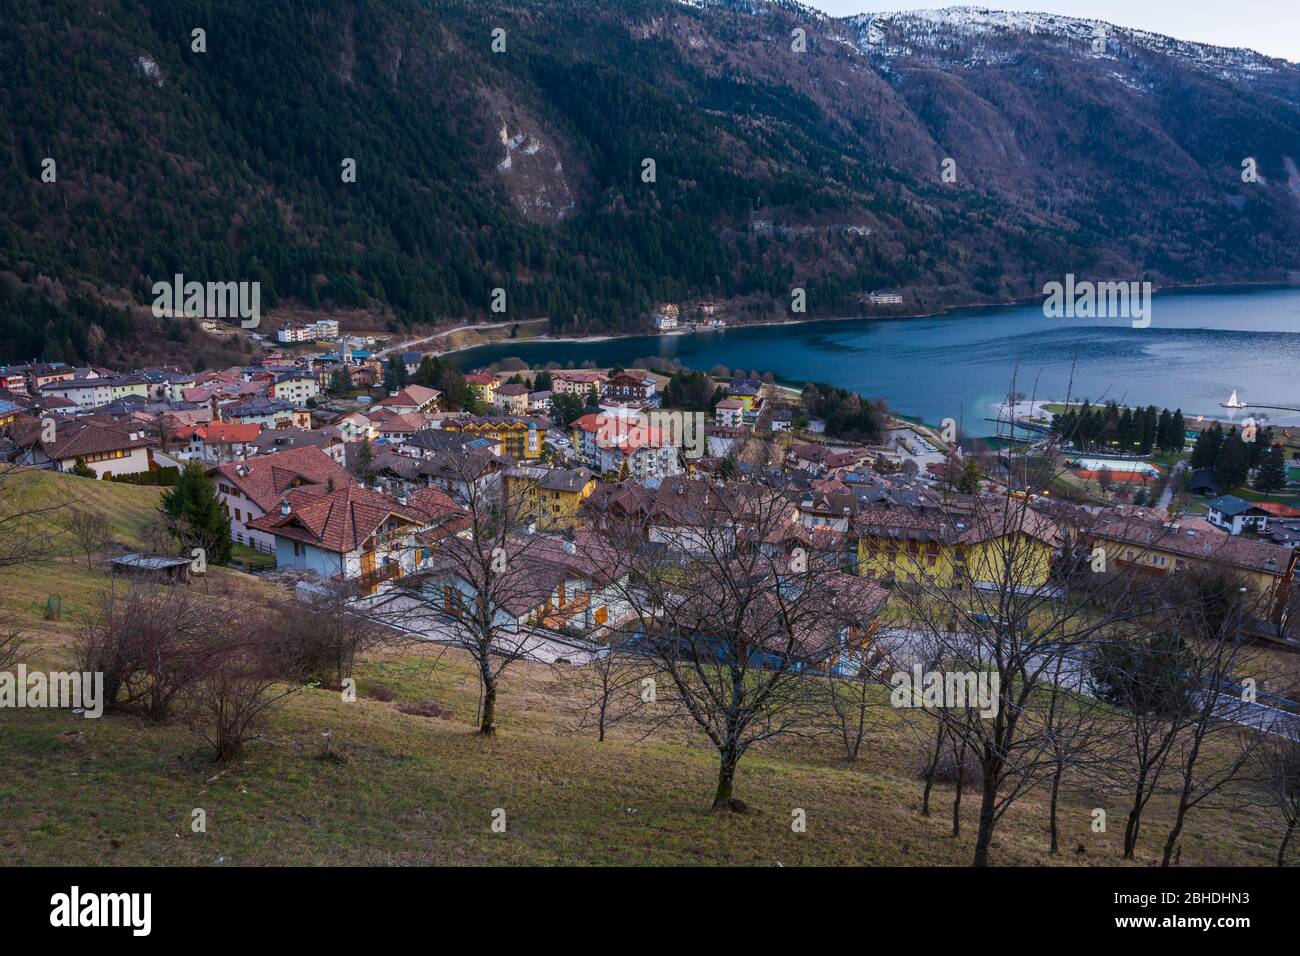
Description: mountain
2,0,1299,367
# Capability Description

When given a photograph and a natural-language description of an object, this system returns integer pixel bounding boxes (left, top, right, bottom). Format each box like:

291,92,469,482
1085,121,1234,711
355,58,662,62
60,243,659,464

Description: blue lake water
452,286,1300,436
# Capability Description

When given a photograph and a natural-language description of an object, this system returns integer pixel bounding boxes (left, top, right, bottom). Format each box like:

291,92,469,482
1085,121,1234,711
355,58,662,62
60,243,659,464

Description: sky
799,1,1300,62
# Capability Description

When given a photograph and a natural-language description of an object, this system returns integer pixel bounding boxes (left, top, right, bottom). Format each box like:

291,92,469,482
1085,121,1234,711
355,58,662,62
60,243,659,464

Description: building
604,372,657,406
463,372,498,405
714,398,745,428
441,415,544,460
372,385,441,417
248,484,466,594
38,377,114,409
270,373,320,405
868,289,904,305
19,419,156,478
172,421,262,464
504,466,596,530
1205,495,1270,535
551,371,605,399
571,412,683,479
211,445,354,552
854,497,1061,592
276,325,316,344
652,303,680,330
220,398,310,430
492,383,530,416
1089,515,1297,625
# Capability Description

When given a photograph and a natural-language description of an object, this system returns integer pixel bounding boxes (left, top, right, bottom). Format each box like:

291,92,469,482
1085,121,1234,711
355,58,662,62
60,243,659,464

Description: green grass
0,469,1289,866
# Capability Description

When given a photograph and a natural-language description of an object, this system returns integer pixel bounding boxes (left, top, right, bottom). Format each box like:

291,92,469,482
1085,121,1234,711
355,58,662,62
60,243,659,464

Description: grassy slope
0,471,1285,866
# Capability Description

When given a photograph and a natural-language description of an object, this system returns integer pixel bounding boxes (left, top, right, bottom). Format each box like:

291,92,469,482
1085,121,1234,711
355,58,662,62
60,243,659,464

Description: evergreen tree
1168,410,1185,452
1215,428,1249,490
161,462,232,565
1253,445,1287,497
1156,408,1172,451
957,457,982,494
70,457,96,478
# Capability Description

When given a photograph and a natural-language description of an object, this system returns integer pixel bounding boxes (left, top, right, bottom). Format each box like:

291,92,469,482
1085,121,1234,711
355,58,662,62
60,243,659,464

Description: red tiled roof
213,446,353,513
248,485,464,555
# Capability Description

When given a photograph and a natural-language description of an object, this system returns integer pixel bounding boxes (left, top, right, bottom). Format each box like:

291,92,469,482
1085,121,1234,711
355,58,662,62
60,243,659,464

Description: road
1155,458,1187,513
376,318,549,359
875,627,1300,740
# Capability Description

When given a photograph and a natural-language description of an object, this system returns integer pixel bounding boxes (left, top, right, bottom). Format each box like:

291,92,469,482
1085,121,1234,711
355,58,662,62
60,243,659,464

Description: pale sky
801,1,1300,63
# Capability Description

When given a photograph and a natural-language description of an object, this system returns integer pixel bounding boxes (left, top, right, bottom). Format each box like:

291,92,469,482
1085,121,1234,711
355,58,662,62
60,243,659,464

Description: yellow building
504,465,596,529
1089,515,1297,625
855,499,1060,591
108,377,150,401
463,372,498,406
442,415,542,460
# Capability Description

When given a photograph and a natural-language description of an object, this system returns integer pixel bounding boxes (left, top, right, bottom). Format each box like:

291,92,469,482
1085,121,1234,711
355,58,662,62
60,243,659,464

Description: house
604,372,657,405
714,398,745,428
400,351,424,376
463,372,498,405
248,484,466,594
551,371,605,399
492,383,529,416
211,445,354,552
172,421,261,464
0,368,29,395
270,372,320,405
1205,495,1270,535
527,390,553,414
504,466,596,530
374,412,432,444
416,530,631,636
372,385,441,416
18,419,156,478
769,408,794,432
1089,515,1297,626
652,304,679,330
38,377,114,409
854,496,1061,592
249,428,347,466
0,397,20,429
333,411,375,443
221,398,310,430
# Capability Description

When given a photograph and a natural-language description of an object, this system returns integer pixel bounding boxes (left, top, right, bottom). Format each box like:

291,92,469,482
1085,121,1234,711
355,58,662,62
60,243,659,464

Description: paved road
875,627,1300,740
356,590,605,665
376,318,548,359
1156,459,1188,513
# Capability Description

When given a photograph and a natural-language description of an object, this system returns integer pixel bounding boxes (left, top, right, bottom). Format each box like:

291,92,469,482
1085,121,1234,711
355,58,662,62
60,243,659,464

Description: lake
452,286,1300,436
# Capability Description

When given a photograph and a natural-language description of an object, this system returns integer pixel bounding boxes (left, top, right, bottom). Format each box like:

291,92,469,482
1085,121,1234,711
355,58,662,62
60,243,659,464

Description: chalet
1205,495,1270,535
372,385,441,417
248,484,466,594
211,445,354,552
714,398,745,428
604,372,657,405
18,419,156,478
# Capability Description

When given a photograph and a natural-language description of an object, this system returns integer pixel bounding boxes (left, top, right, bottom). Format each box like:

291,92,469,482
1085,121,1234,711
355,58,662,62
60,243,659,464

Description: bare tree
378,453,564,736
604,480,890,812
66,507,112,569
274,578,391,690
0,614,25,670
554,628,663,741
185,633,299,762
821,639,892,762
1251,722,1300,866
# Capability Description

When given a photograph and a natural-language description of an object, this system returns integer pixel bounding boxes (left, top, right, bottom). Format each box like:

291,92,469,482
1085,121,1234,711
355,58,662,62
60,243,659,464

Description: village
3,321,1300,870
